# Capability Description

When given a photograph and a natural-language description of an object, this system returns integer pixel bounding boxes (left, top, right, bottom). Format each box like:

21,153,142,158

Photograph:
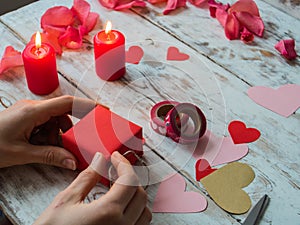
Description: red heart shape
126,46,144,64
195,159,217,181
167,46,190,61
228,120,261,144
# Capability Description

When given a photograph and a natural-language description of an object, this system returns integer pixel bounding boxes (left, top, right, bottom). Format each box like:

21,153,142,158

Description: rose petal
41,6,74,29
98,0,119,9
188,0,207,7
235,11,264,37
163,0,187,15
71,0,91,25
0,46,23,74
240,27,254,43
43,25,66,38
215,8,228,27
30,32,63,55
114,0,147,10
225,13,240,40
79,12,99,36
59,26,83,49
275,39,297,60
208,0,229,18
229,0,260,17
148,0,167,4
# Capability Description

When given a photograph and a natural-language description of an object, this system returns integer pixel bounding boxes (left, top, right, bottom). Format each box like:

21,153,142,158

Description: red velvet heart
228,120,261,144
195,159,217,181
126,46,144,64
167,46,190,61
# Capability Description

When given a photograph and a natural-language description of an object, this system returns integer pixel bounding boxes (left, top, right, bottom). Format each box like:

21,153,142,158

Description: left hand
0,95,97,169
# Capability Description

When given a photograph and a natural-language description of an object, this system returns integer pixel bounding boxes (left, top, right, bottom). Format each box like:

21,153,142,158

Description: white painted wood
262,0,300,20
0,0,299,224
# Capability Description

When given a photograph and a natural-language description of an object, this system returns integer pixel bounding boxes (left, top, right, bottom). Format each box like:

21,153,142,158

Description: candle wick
107,32,111,41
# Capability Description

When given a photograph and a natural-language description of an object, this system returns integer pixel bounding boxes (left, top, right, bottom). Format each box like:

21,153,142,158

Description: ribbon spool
164,103,206,144
150,101,188,135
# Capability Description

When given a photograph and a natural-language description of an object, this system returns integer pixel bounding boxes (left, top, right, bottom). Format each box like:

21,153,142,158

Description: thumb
28,144,77,170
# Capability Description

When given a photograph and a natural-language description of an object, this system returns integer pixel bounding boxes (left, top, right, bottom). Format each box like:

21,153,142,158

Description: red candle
22,32,59,95
93,21,125,81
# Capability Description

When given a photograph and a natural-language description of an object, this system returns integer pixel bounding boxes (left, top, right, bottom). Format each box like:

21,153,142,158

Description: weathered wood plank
0,0,299,224
262,0,300,20
0,22,237,225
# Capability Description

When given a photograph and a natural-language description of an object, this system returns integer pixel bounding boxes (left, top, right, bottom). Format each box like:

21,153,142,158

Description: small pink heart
152,173,207,213
193,130,248,166
167,46,190,61
248,84,300,117
126,46,144,64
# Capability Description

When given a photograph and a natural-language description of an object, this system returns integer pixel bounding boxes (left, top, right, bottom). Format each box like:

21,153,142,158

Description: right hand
34,151,152,225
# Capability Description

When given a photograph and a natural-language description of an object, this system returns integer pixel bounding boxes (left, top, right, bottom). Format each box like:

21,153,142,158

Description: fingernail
112,151,123,161
90,152,107,175
62,159,76,170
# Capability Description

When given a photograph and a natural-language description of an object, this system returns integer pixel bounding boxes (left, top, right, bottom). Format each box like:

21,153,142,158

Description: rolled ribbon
165,103,206,144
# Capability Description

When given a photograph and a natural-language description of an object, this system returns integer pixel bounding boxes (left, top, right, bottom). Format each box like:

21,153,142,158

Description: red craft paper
153,173,207,213
62,105,143,174
166,46,190,61
126,46,144,64
195,159,217,181
228,120,261,144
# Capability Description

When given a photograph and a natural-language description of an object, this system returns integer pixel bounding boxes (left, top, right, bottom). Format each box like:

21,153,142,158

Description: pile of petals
208,0,264,43
275,39,297,60
39,0,99,55
98,0,188,15
0,46,23,75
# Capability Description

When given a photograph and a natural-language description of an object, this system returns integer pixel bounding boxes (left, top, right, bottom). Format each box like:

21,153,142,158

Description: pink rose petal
30,32,63,55
225,13,240,40
115,0,146,10
163,0,187,15
148,0,167,4
59,26,83,49
98,0,118,9
0,46,23,74
41,6,74,29
240,27,254,43
188,0,207,7
208,0,229,18
71,0,91,25
215,8,228,27
235,11,264,37
275,39,297,60
43,25,66,38
229,0,260,17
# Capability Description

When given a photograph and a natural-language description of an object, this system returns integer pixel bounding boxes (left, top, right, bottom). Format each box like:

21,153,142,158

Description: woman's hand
0,95,97,169
34,151,152,225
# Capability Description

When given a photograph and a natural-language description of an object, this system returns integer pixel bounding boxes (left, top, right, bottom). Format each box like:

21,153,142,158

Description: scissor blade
242,194,270,225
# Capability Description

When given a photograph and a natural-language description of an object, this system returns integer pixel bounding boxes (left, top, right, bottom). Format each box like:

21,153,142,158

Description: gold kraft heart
201,162,255,214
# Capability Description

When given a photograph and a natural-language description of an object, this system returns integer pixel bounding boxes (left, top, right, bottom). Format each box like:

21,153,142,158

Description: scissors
242,194,270,225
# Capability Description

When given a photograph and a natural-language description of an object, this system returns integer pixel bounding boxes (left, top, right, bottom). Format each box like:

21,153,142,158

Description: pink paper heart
193,130,248,166
248,84,300,117
167,46,190,61
125,46,144,64
152,173,207,213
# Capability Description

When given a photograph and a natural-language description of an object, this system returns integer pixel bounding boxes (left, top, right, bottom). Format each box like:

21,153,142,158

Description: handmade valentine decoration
248,84,300,117
153,173,207,213
167,46,190,61
126,46,144,64
195,159,217,181
228,120,261,144
200,162,255,214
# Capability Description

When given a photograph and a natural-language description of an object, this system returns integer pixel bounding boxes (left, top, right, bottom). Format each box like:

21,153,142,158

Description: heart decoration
125,46,144,64
228,120,261,144
167,46,190,61
248,84,300,117
152,173,207,213
195,159,217,181
193,130,249,166
201,162,255,214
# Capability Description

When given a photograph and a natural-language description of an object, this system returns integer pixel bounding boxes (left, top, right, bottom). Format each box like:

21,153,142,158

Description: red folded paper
62,105,143,181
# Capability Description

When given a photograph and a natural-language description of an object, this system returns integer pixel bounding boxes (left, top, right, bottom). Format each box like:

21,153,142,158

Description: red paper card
62,105,143,172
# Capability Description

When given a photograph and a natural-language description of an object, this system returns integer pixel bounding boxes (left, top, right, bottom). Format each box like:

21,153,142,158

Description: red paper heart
167,46,190,61
195,159,217,181
228,120,261,144
126,46,144,64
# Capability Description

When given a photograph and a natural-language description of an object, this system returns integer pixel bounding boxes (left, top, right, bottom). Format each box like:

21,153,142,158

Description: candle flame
35,31,42,49
105,21,112,35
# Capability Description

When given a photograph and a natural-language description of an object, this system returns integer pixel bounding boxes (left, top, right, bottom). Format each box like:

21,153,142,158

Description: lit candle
93,21,126,81
22,32,59,95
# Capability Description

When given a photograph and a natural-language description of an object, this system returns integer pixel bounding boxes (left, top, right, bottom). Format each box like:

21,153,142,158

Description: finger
124,187,148,223
27,144,77,170
63,152,107,203
135,207,152,225
104,152,139,208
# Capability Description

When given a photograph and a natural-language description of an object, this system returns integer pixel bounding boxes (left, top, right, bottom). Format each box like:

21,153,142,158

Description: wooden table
0,0,299,224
